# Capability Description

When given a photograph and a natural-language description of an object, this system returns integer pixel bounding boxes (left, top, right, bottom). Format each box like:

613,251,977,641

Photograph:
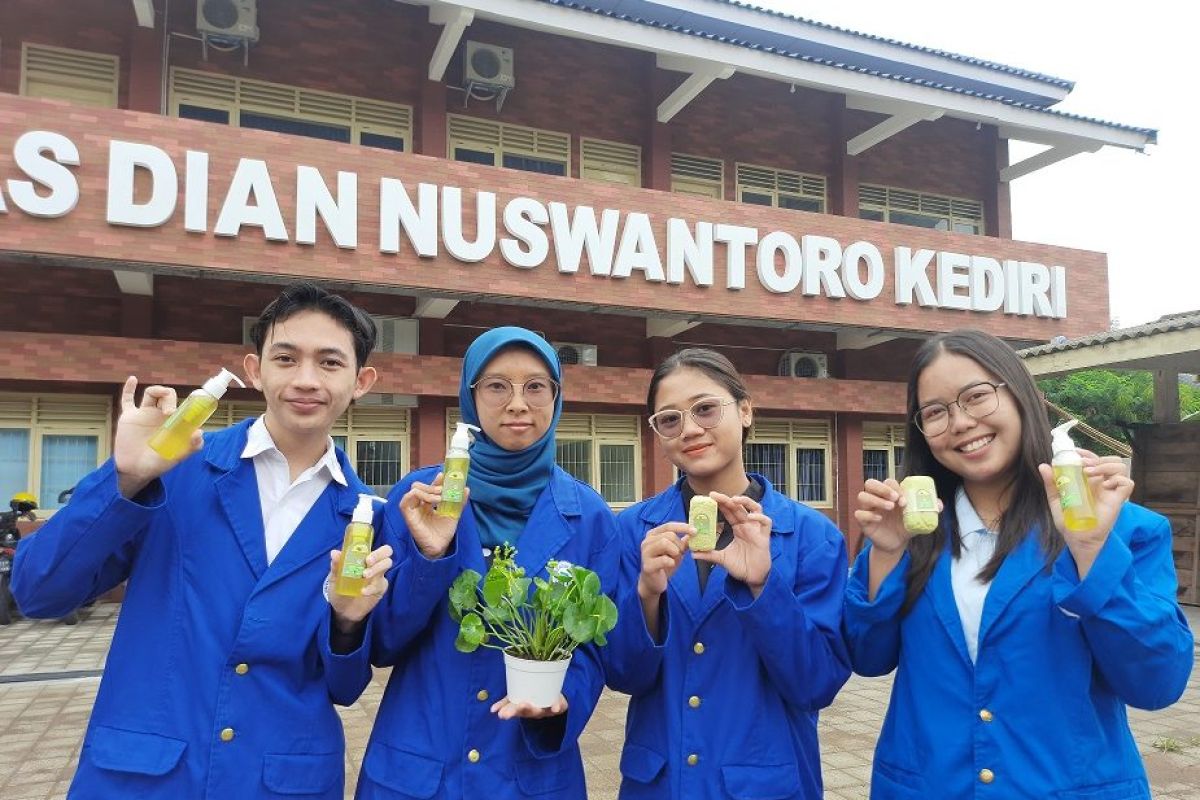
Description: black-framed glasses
470,375,560,408
914,381,1006,437
648,398,736,439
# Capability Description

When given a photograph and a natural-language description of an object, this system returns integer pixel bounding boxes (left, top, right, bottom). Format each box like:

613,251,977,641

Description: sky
752,0,1196,328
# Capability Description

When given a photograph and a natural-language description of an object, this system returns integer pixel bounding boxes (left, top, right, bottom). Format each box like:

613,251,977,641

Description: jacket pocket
262,752,343,795
720,762,802,800
619,743,667,784
87,725,187,776
1054,778,1150,799
513,755,570,796
362,742,444,799
871,759,926,799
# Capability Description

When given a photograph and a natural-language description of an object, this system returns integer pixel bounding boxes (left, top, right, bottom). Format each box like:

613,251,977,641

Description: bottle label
341,539,370,578
444,469,465,503
1055,473,1082,509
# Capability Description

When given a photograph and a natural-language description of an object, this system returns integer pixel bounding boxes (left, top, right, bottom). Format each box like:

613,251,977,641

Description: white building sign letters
0,130,1067,318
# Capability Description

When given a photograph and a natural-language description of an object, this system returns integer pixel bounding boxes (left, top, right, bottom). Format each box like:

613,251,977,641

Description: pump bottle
336,494,386,597
1051,419,1099,532
148,368,246,461
436,422,481,519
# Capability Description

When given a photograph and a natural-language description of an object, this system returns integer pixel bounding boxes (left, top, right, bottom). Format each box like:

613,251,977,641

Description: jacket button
220,728,234,742
979,708,993,723
687,754,699,766
467,749,480,763
693,642,705,655
688,695,701,709
477,689,489,702
979,768,994,784
235,663,249,675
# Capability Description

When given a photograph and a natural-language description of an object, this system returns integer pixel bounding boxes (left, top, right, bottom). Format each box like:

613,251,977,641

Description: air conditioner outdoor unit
553,342,598,367
784,352,829,379
464,41,515,89
197,0,260,42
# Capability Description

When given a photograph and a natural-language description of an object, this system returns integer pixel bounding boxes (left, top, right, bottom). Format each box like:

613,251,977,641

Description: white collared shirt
242,416,347,565
950,488,998,663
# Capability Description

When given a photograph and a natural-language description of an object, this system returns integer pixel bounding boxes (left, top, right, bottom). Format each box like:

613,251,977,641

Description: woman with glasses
352,326,619,800
605,348,850,800
844,329,1192,799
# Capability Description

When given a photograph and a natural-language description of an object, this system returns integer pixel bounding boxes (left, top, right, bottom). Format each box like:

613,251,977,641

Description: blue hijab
459,327,563,547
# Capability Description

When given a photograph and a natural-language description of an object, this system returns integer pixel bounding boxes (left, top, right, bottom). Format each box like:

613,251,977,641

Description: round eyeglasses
914,381,1006,437
470,375,560,408
648,398,736,439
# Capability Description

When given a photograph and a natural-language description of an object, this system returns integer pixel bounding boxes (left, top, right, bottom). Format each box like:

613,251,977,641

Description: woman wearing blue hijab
350,326,620,800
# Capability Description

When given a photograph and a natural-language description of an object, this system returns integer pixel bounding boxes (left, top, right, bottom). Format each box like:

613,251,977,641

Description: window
447,115,570,177
671,153,724,199
20,43,119,108
206,402,409,496
859,185,984,234
581,138,641,186
736,164,826,212
863,423,907,483
449,410,640,508
744,419,833,507
169,68,412,151
0,394,111,512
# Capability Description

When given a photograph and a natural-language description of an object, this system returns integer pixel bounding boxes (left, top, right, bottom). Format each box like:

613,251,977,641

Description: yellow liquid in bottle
148,393,217,461
1053,464,1098,532
335,522,374,597
436,456,470,519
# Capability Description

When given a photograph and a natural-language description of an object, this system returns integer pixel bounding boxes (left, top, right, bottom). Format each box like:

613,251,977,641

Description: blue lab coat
11,419,373,799
351,465,619,799
843,502,1194,799
604,476,851,800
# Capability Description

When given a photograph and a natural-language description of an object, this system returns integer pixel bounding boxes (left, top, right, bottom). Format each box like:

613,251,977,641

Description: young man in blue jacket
12,282,393,799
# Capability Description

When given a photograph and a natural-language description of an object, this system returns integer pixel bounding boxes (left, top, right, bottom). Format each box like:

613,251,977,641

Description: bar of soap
689,495,718,552
900,476,939,535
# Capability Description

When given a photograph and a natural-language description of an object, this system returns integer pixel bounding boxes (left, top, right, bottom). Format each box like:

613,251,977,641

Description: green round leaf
455,612,485,653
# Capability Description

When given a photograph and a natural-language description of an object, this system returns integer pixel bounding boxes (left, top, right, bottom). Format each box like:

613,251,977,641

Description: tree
1038,370,1200,454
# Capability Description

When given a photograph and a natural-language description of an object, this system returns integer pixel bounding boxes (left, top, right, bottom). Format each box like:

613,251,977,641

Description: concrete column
986,128,1013,239
831,96,859,217
836,414,865,556
1154,370,1181,423
127,23,163,113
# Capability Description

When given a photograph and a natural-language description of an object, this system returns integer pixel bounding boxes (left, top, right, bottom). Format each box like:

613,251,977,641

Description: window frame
735,162,827,213
862,422,908,483
744,418,833,508
20,43,119,108
168,67,412,151
0,393,112,516
858,184,985,235
447,114,570,177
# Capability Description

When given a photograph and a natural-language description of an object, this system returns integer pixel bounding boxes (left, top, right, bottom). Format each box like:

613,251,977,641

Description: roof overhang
1021,327,1200,377
406,0,1154,172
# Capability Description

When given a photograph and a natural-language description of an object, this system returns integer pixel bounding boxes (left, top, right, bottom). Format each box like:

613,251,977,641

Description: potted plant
449,544,618,707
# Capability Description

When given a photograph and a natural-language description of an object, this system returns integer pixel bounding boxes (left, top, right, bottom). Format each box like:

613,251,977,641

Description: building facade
0,0,1153,552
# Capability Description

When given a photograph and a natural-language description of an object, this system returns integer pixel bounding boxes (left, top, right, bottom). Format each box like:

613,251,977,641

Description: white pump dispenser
148,368,247,460
1050,419,1098,531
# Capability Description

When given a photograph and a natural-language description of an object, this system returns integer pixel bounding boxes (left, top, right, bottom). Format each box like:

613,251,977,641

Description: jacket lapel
927,538,973,668
255,450,362,593
210,422,269,580
977,532,1045,649
513,471,577,578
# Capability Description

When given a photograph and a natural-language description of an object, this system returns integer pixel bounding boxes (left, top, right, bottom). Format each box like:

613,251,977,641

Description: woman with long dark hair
844,329,1193,799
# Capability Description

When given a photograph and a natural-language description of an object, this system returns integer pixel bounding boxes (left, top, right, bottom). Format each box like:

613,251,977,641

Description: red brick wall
0,95,1110,340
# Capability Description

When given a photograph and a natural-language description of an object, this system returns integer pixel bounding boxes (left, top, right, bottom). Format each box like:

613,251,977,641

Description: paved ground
1,603,1197,799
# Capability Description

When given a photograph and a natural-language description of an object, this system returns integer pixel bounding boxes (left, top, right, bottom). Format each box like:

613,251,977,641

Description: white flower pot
503,651,571,708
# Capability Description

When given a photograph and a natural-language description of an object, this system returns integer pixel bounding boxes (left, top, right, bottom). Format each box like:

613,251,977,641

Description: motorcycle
0,491,79,626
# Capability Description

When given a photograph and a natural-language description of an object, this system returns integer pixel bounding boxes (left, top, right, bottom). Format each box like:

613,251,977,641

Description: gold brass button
477,689,489,702
979,769,994,784
235,663,249,675
688,695,701,709
693,642,705,655
979,709,993,723
687,754,699,766
467,749,480,763
220,728,234,742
